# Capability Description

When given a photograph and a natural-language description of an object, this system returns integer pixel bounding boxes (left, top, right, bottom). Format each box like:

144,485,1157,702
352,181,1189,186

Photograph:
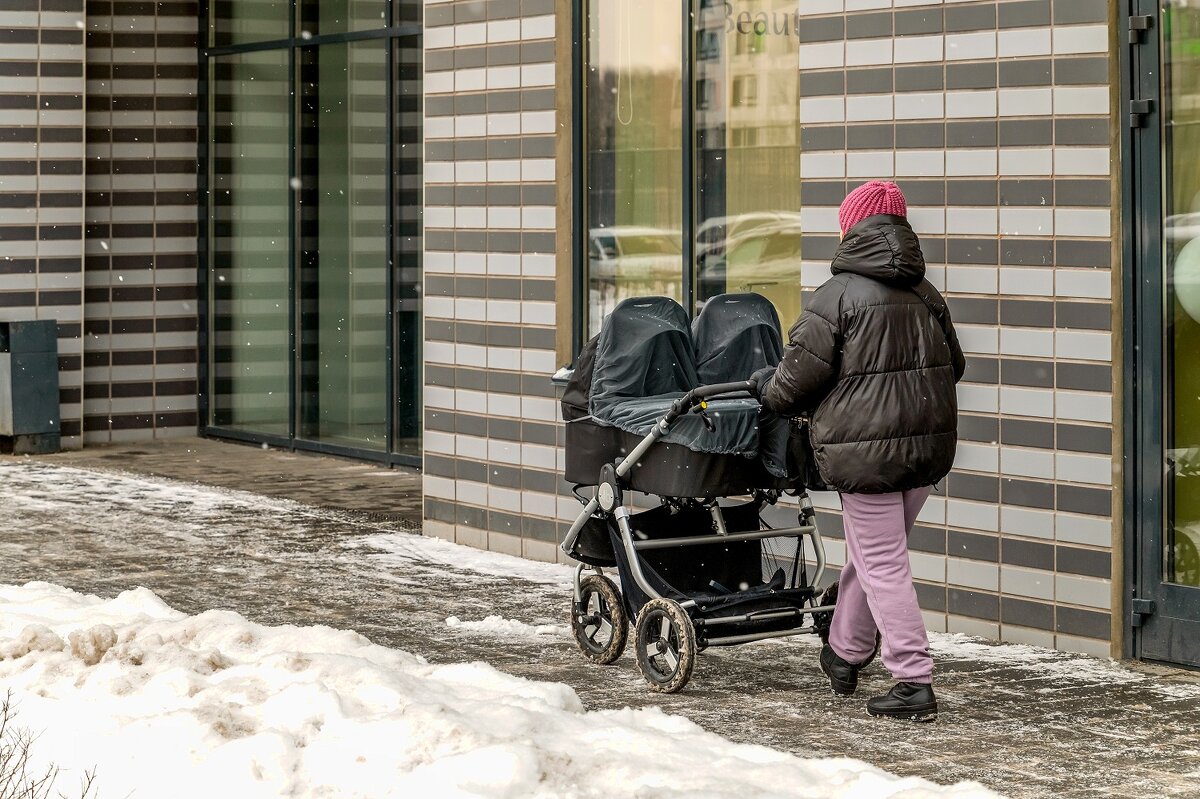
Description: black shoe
819,644,861,696
866,682,938,722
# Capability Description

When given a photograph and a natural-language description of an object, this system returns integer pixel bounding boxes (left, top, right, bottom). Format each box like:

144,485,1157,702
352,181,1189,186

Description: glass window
583,1,803,340
584,0,684,338
208,51,292,435
1163,6,1200,587
298,0,389,37
394,33,424,458
298,41,389,450
694,0,801,327
209,0,289,48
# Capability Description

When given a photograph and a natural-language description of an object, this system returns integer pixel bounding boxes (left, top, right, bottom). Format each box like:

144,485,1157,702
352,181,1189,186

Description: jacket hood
830,214,926,287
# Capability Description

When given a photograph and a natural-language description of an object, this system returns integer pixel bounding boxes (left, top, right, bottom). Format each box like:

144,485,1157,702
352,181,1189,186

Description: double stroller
561,293,861,693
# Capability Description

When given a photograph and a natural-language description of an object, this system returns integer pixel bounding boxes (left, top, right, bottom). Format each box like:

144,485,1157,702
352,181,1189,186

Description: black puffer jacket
761,214,965,494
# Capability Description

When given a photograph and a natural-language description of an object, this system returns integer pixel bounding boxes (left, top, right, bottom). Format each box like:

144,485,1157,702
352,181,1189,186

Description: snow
0,582,999,799
445,615,562,639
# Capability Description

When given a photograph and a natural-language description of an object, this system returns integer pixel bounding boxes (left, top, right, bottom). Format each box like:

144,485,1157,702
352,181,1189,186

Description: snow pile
0,582,999,799
445,615,562,639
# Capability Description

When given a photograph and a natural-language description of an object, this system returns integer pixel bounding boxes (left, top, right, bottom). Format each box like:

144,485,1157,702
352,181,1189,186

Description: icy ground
0,582,994,799
1,461,1198,798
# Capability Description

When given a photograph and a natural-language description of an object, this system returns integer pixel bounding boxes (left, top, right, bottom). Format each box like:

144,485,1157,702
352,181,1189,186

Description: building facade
1,0,1197,668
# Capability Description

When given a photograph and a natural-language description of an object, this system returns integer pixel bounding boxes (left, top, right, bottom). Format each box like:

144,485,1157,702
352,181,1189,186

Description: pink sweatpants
829,487,934,684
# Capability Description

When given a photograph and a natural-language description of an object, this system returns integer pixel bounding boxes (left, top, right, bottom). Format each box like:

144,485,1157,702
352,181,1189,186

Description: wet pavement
1,451,1199,798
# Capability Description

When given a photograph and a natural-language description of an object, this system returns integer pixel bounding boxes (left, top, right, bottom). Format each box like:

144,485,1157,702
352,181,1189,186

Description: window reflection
694,0,802,328
1164,5,1200,587
585,0,684,337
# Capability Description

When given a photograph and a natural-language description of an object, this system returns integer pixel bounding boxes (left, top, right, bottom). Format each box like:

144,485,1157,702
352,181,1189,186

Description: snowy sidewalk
2,453,1199,797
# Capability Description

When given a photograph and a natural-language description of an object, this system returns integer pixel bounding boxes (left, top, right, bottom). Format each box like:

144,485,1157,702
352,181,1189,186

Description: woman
755,181,964,722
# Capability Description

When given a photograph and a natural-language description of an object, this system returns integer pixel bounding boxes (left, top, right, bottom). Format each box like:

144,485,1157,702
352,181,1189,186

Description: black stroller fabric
692,294,790,479
692,293,784,385
588,297,760,458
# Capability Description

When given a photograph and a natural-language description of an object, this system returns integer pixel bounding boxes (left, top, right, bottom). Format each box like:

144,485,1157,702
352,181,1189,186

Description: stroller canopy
586,296,761,458
693,293,784,384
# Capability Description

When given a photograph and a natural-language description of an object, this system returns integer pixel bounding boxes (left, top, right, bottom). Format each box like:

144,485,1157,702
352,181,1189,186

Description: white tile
893,91,945,120
1056,452,1115,486
800,151,847,178
1000,505,1056,539
945,265,998,294
907,207,946,235
845,0,890,9
956,324,999,355
1001,446,1056,480
1055,634,1112,659
946,90,997,119
1000,328,1054,358
947,558,999,591
998,27,1052,58
1000,386,1055,418
799,41,845,70
800,96,846,124
846,94,894,121
999,147,1054,176
958,383,999,413
895,149,945,177
1055,208,1112,238
847,38,893,66
1055,147,1111,176
1056,269,1112,300
947,207,998,236
1056,574,1112,611
1000,208,1054,237
947,500,999,534
894,34,944,64
1053,24,1108,55
999,87,1052,117
1054,86,1110,116
910,552,947,583
1054,390,1112,424
1001,566,1055,601
798,0,843,13
946,31,996,60
1056,512,1114,547
1055,330,1111,362
955,442,999,473
946,148,997,177
846,150,895,178
521,15,555,40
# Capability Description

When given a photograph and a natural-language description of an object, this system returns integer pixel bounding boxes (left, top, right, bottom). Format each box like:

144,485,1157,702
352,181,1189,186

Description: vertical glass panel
1164,6,1200,587
298,41,388,450
694,0,802,330
209,51,291,435
585,0,684,337
209,0,289,47
394,33,423,458
299,0,389,37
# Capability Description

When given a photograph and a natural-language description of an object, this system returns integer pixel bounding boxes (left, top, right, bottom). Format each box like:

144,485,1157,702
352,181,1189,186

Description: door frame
1121,0,1200,667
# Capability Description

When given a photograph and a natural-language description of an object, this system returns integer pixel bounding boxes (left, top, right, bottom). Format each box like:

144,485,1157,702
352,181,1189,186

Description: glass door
202,1,423,466
1127,0,1200,666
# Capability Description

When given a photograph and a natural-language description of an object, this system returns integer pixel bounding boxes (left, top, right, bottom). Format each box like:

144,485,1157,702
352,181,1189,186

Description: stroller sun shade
589,297,760,459
692,293,784,384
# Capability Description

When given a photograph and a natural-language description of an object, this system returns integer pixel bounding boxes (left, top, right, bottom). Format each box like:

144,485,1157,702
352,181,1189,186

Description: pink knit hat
838,181,908,234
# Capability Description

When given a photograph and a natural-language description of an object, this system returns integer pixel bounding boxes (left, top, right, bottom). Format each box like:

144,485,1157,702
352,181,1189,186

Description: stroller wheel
571,575,628,664
634,598,696,694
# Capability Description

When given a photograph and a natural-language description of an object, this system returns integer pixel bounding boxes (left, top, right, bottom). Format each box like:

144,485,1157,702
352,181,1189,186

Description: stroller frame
562,378,840,692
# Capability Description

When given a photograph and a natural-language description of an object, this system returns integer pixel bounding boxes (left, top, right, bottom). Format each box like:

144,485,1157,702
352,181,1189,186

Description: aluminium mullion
197,1,211,433
681,1,695,316
287,0,298,449
385,34,396,457
571,0,586,355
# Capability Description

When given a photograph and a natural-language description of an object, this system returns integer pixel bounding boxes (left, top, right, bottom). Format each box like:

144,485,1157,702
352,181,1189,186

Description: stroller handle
668,381,757,418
